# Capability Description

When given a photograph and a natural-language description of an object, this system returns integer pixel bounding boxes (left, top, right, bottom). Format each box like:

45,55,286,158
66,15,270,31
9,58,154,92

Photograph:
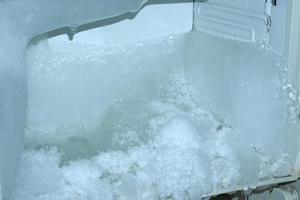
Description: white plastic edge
287,0,300,89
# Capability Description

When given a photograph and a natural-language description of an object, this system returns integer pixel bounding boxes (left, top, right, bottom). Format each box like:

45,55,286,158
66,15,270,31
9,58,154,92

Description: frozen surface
10,31,299,199
0,0,155,198
183,32,300,183
1,1,299,199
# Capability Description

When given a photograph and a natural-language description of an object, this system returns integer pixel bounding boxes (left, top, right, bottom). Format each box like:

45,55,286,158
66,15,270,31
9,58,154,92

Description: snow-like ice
0,1,299,199
0,1,158,198
10,32,298,199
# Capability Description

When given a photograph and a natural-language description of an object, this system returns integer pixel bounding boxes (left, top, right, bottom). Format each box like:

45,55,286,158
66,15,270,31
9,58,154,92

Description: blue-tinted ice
10,32,299,199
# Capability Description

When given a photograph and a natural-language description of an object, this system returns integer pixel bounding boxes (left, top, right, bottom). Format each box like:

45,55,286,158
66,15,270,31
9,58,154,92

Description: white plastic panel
194,0,289,55
194,0,266,42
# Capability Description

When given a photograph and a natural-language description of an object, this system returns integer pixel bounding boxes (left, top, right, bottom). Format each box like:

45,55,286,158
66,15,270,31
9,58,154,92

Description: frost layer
0,1,151,198
12,32,299,199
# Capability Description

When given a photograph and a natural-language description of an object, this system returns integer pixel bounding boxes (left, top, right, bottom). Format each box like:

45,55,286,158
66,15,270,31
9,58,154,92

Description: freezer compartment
1,0,299,199
14,2,299,199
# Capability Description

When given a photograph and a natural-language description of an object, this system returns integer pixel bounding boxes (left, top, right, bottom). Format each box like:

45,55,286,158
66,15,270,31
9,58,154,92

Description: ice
0,1,151,198
184,32,299,183
1,1,299,199
12,114,239,200
9,34,243,199
10,30,297,199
